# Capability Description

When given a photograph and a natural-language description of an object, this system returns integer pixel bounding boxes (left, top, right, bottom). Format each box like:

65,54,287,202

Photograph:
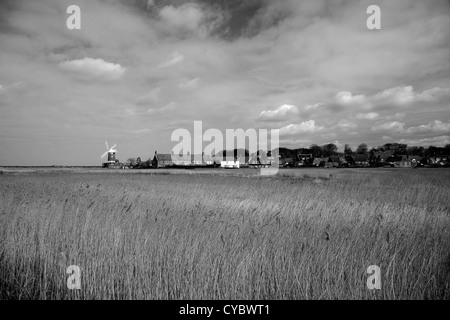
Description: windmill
101,141,118,167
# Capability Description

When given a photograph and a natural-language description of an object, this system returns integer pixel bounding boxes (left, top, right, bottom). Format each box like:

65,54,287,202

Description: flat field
0,167,449,299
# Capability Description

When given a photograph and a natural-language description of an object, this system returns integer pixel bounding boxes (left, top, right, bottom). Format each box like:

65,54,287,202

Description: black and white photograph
0,0,449,307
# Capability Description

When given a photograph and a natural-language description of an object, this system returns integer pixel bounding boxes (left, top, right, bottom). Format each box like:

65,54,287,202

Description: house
202,154,215,165
386,156,403,166
220,160,240,169
297,153,313,166
394,156,412,168
282,157,294,167
408,155,422,166
152,151,173,168
326,156,343,168
385,155,412,168
171,154,191,166
249,150,272,167
408,155,422,161
313,158,327,167
352,154,369,167
373,151,393,163
298,153,313,160
429,156,447,166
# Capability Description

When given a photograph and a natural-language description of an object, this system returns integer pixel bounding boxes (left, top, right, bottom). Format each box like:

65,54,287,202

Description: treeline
281,143,450,158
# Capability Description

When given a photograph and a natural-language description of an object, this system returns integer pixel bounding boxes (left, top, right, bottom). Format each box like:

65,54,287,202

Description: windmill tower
101,141,118,167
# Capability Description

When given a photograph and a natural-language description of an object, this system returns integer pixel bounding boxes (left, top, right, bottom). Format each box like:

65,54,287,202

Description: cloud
132,128,152,135
335,91,366,105
146,0,155,10
147,101,176,115
405,120,450,134
372,86,446,105
157,3,224,38
355,112,380,120
136,87,161,105
385,113,406,121
336,119,357,130
178,77,201,90
305,103,323,110
334,86,450,110
159,4,204,30
58,57,126,81
372,120,450,137
279,120,323,137
397,135,450,147
372,121,406,133
258,104,299,122
160,51,184,68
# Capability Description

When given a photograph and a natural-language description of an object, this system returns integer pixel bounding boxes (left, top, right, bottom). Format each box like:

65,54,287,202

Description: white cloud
334,86,450,110
405,120,450,134
279,120,323,136
147,101,176,115
372,120,450,136
397,135,450,147
305,103,323,110
372,121,406,133
159,4,204,30
373,86,417,104
335,91,366,105
374,86,450,104
356,112,379,120
160,52,184,68
258,104,299,122
178,77,201,90
59,57,126,81
336,119,357,129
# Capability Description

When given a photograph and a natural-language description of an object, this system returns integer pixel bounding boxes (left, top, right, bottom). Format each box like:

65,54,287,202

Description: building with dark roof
152,151,173,168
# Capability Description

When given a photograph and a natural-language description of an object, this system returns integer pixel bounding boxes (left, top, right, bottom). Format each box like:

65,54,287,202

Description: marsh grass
0,169,449,299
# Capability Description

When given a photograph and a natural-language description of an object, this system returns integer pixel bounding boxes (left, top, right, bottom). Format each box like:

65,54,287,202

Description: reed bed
0,169,449,299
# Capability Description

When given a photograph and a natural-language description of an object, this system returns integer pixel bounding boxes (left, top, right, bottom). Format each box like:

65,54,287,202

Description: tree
445,144,450,156
127,158,137,165
356,143,368,154
382,143,408,155
396,144,408,155
407,146,424,156
310,144,323,158
344,144,353,155
322,143,338,157
427,146,442,157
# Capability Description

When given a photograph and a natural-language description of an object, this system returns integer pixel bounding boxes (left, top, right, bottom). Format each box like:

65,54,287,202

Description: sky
0,0,449,165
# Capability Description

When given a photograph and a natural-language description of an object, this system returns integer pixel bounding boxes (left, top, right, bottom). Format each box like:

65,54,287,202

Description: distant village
103,142,450,169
